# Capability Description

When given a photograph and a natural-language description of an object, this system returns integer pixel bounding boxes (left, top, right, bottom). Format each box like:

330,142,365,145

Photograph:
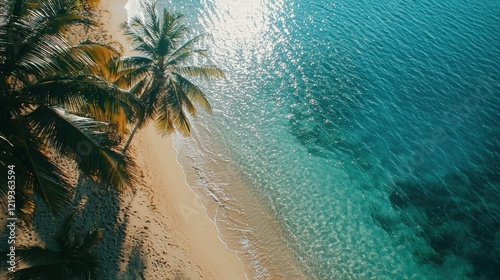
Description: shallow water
147,0,499,279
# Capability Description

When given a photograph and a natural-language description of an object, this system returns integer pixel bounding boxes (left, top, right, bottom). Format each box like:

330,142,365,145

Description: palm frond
29,0,93,36
4,0,96,80
116,55,154,67
172,65,226,79
119,4,223,149
69,41,120,74
9,127,73,215
140,77,162,122
164,50,193,68
168,77,197,117
3,0,28,19
0,113,22,171
0,120,39,218
109,56,153,90
143,2,162,51
22,75,138,123
2,0,136,215
161,10,186,44
155,93,175,136
128,78,147,97
22,141,72,213
165,34,204,64
0,120,38,219
163,77,191,136
172,73,212,114
121,18,157,57
13,34,79,80
27,105,131,191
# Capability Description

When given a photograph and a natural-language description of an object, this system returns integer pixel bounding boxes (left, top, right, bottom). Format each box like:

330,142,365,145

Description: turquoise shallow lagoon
151,0,498,278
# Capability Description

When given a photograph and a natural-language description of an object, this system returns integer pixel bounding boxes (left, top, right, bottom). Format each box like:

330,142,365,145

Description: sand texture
1,0,249,278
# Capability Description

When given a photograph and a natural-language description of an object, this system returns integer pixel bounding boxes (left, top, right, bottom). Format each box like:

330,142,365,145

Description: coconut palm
117,1,225,153
0,0,140,219
13,213,103,280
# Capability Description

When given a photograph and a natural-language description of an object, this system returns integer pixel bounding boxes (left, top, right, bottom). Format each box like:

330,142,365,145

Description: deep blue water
143,0,499,278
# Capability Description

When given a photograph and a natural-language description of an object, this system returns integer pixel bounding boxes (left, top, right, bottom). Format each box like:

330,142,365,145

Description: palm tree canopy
117,1,225,139
0,0,140,219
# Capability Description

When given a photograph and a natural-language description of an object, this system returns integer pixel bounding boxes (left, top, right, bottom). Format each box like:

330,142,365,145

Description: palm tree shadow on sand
16,171,146,280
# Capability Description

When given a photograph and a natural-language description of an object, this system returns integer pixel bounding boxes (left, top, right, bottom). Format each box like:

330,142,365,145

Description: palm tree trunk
122,123,140,154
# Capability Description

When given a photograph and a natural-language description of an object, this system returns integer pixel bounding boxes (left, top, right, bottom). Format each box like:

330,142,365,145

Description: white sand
1,0,249,278
98,0,250,278
127,124,248,279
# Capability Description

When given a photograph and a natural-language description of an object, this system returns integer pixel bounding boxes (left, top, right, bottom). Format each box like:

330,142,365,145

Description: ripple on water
163,0,499,278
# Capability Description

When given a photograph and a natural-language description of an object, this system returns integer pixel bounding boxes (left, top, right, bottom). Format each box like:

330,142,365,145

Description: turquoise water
153,0,499,278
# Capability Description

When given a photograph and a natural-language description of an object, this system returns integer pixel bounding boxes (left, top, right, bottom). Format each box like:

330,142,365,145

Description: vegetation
0,0,140,219
14,213,103,280
1,0,222,278
116,1,225,153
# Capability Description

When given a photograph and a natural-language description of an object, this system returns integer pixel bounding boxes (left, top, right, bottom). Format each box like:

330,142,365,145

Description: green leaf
172,65,226,79
22,75,138,123
172,73,212,114
26,105,131,191
120,3,224,142
9,124,72,215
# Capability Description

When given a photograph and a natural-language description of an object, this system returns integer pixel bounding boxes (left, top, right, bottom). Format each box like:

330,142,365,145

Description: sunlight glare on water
162,0,500,279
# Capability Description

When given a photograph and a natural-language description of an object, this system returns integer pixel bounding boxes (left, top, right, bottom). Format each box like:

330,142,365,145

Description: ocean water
141,0,499,279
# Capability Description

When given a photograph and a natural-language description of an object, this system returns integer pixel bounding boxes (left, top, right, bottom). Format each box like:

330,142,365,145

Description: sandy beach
120,124,248,279
97,0,249,278
2,122,248,279
4,0,497,278
0,0,249,278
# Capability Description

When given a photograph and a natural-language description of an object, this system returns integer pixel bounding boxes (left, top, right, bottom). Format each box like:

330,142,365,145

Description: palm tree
117,1,225,154
0,0,140,219
14,213,103,280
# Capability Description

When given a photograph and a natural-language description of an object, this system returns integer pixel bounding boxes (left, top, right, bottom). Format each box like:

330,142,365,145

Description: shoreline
98,0,250,278
0,1,309,279
172,123,313,280
104,0,313,278
129,124,249,279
